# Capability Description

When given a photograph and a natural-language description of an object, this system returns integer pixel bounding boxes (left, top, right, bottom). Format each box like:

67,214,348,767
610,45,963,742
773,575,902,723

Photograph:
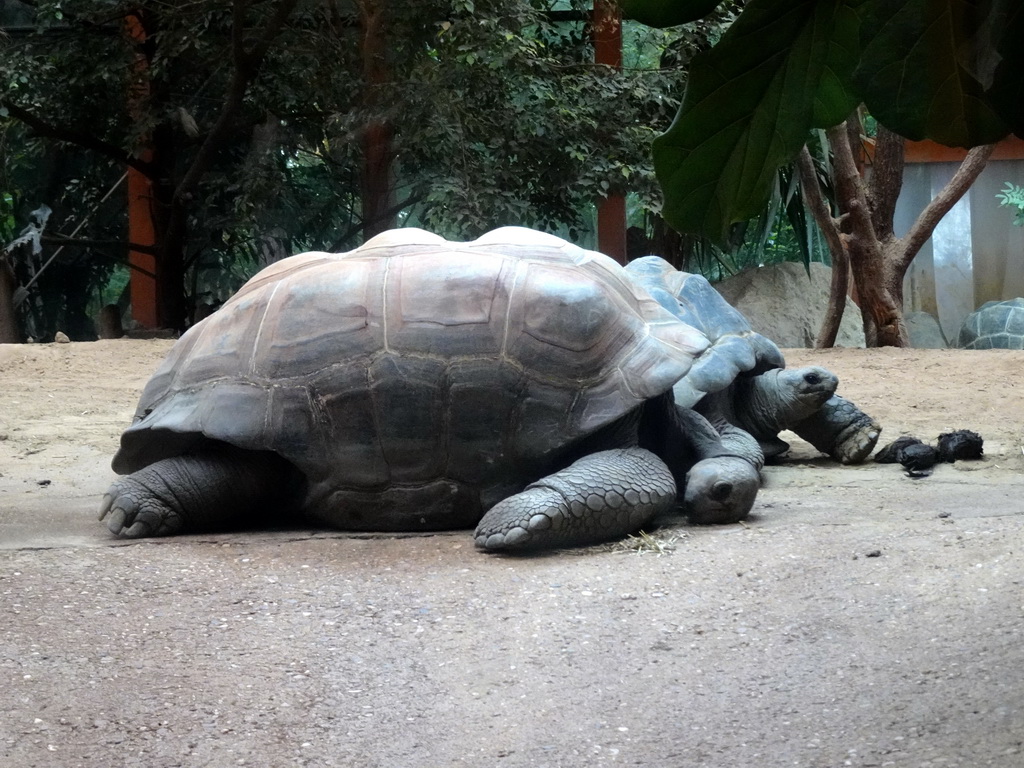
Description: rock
905,311,947,348
54,331,70,343
713,262,865,348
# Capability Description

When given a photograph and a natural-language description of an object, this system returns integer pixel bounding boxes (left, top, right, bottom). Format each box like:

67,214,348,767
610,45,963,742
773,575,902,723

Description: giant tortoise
956,298,1024,349
625,256,880,474
99,228,874,551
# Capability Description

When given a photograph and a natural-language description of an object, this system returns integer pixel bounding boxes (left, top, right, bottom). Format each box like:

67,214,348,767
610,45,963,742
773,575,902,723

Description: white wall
898,158,1024,341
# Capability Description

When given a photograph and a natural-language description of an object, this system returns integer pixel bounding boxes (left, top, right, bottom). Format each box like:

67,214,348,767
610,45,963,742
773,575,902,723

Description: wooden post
125,13,159,328
127,157,158,329
360,0,396,240
592,0,626,264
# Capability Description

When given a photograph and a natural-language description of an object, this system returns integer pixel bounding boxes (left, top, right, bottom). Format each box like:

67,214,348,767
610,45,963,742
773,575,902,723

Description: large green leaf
983,0,1024,138
854,0,1009,145
621,0,724,28
652,0,863,243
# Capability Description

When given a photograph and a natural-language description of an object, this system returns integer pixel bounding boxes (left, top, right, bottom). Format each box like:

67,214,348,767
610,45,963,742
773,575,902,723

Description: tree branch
174,0,299,203
867,124,905,239
40,233,158,256
796,145,848,348
241,0,300,67
897,143,995,272
828,122,875,242
327,192,426,252
0,99,155,176
796,146,842,256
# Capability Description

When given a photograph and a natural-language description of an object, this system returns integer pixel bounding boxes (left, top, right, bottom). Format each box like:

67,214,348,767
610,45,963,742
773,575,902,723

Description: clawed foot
98,477,183,538
474,448,676,552
790,395,881,465
831,419,882,464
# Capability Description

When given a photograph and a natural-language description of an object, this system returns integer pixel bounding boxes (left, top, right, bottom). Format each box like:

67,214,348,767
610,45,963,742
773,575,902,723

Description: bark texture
803,117,994,348
0,256,20,343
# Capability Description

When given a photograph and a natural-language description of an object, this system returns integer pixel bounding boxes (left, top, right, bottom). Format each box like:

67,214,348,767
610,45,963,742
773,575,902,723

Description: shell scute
367,355,449,483
253,258,382,379
444,360,525,484
314,366,388,488
957,298,1024,349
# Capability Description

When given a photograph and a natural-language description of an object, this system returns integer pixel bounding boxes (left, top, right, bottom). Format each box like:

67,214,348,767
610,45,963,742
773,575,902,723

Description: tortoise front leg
99,447,297,538
789,395,881,464
674,408,763,525
474,448,675,552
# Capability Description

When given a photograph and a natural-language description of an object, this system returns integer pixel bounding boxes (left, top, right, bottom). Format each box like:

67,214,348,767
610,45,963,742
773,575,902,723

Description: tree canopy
1,0,698,336
624,0,1023,243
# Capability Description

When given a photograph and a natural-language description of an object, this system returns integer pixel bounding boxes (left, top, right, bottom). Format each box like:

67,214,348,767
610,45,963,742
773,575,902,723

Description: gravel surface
1,341,1023,767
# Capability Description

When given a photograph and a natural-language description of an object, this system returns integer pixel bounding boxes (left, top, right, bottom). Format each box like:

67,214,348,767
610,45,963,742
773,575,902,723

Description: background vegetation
3,0,787,341
2,1,1013,346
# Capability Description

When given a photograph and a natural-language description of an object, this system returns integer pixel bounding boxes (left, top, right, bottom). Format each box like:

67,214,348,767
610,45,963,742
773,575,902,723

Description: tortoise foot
474,448,675,552
683,456,760,525
790,395,881,464
832,418,882,464
99,473,185,538
100,449,299,538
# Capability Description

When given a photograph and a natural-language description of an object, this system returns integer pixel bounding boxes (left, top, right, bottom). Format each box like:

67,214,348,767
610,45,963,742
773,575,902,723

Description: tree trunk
150,122,189,331
136,1,299,331
359,0,396,240
592,0,627,263
0,256,20,343
795,146,848,348
849,235,907,347
808,116,992,347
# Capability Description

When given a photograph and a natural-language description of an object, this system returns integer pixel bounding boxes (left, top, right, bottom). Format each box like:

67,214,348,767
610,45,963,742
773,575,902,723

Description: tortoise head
682,456,759,525
771,366,838,417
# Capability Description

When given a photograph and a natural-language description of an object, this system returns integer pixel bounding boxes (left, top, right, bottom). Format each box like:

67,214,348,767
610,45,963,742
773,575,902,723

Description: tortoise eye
804,372,821,385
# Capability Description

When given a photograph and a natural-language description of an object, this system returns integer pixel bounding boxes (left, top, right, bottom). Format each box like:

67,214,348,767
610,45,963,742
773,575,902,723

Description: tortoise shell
957,298,1024,350
114,228,709,530
624,256,784,408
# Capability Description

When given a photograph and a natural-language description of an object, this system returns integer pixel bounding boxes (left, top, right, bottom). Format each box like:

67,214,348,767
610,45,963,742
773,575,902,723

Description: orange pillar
125,13,159,328
360,0,396,240
592,0,626,264
126,159,158,328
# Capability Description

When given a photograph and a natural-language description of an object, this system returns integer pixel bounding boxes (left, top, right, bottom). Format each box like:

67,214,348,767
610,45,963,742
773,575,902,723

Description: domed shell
624,256,784,408
957,298,1024,349
113,228,709,526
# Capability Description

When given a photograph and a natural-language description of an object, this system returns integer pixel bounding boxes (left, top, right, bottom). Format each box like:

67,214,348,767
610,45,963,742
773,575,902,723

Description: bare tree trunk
806,115,993,348
155,0,299,329
0,256,20,343
825,122,905,346
795,146,848,348
1,0,303,335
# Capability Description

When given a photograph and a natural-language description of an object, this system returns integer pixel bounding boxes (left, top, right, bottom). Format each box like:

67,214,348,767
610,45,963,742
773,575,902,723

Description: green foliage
855,0,1009,145
995,182,1024,227
0,191,15,242
3,0,736,334
653,0,859,242
630,0,1024,244
391,3,683,239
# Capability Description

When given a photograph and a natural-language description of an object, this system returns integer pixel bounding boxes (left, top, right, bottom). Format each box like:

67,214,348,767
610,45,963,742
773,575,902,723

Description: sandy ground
1,339,1023,767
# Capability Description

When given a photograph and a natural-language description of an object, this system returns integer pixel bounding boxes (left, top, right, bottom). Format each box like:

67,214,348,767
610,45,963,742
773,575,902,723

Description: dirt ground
1,339,1023,768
